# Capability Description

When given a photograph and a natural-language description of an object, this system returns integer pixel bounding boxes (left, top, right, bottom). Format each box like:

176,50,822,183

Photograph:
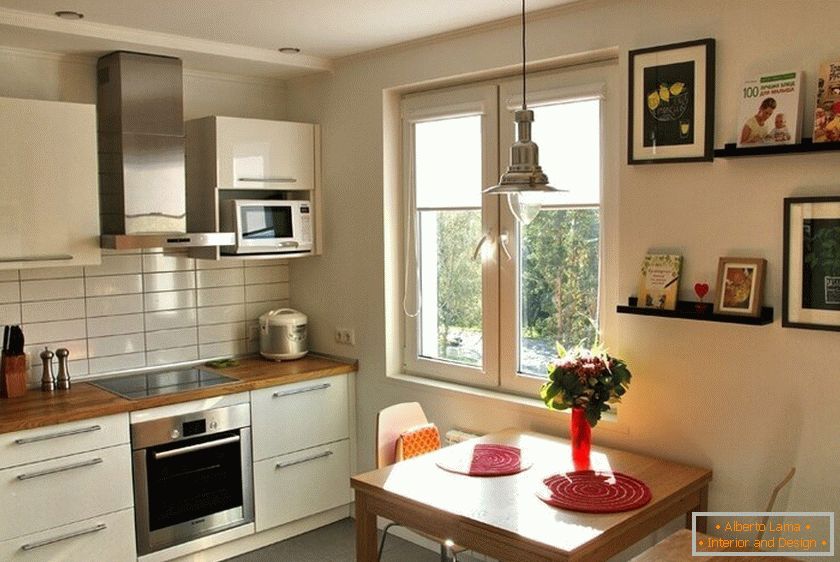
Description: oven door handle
153,434,241,460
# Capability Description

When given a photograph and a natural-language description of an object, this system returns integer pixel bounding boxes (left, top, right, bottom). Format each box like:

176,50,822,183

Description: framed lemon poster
628,38,715,164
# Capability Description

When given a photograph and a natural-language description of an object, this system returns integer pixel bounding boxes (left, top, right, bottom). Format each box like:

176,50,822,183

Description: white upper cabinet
214,116,315,190
0,97,101,270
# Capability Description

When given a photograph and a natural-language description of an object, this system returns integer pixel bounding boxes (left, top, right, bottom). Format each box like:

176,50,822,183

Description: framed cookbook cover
784,196,840,331
628,38,715,164
638,254,682,310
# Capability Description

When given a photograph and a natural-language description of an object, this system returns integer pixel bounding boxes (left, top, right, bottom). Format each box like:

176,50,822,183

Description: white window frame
400,61,618,395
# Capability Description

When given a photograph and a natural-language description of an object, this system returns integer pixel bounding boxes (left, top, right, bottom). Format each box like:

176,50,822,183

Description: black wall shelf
617,298,774,326
714,138,840,158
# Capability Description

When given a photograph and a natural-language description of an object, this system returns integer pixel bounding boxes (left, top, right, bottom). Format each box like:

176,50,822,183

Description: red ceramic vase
570,407,592,465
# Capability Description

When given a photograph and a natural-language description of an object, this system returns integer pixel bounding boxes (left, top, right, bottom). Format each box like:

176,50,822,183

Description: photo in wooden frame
628,38,715,164
784,196,840,331
713,257,766,317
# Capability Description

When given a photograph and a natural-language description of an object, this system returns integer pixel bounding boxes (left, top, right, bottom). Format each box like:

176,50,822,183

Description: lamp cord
521,0,526,110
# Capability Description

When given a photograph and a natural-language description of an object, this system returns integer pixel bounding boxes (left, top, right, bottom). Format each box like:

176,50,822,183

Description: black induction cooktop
89,368,238,400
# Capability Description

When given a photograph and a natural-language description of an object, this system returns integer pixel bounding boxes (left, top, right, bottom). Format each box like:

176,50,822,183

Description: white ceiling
0,0,577,62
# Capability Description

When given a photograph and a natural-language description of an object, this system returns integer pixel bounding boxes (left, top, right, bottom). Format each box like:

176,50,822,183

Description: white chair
375,402,463,562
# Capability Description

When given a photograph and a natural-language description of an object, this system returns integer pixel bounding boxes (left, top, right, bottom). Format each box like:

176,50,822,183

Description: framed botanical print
784,196,840,331
713,257,766,317
628,38,715,164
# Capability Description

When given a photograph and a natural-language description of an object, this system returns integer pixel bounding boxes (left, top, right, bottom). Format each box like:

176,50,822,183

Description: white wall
285,0,839,557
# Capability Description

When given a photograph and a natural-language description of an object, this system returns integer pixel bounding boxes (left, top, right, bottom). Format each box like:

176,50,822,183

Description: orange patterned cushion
395,423,441,461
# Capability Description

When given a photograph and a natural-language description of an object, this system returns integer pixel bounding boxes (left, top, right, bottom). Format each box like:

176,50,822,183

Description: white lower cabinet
253,439,352,532
0,508,135,562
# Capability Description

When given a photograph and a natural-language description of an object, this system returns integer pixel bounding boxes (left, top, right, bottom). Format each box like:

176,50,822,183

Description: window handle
472,230,492,261
499,231,513,261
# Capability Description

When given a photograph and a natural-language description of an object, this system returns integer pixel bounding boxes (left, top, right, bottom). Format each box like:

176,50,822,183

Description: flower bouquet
540,344,632,462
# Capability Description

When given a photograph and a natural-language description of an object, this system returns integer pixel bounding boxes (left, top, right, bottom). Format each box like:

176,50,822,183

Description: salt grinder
56,348,71,390
40,347,55,391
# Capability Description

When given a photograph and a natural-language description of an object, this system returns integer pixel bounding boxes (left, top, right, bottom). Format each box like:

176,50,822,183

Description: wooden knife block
1,354,27,398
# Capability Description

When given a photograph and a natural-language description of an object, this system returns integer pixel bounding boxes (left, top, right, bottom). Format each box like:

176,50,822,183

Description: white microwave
220,199,313,255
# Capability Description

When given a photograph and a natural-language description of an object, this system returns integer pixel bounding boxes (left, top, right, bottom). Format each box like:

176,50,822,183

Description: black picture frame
783,196,840,331
628,38,715,164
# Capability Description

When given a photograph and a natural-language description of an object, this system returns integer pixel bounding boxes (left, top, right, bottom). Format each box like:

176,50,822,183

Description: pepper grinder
40,347,55,391
56,348,71,390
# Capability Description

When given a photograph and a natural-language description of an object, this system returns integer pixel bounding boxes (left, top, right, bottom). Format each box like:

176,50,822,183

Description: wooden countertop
0,355,357,434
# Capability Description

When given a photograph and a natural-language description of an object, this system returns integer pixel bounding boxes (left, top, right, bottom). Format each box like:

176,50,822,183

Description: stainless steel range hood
96,51,233,250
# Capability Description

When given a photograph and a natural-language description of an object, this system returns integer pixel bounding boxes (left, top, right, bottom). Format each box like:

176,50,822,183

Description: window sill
386,371,622,430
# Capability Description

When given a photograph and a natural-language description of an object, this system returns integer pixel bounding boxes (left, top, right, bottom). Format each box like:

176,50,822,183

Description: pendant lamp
484,0,564,222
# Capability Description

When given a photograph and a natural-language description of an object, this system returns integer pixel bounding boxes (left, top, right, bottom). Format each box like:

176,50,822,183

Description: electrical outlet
334,328,356,346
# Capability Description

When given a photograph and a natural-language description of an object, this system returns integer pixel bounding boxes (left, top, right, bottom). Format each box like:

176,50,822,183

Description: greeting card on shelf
638,254,682,310
736,70,803,148
813,60,840,143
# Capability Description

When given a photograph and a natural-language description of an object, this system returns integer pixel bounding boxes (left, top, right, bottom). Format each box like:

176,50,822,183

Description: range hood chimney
96,51,233,249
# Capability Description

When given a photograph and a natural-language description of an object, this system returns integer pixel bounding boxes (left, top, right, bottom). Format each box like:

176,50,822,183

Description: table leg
355,492,378,562
686,485,709,533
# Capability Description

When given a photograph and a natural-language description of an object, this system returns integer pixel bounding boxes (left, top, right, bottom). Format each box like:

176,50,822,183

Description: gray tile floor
225,518,464,562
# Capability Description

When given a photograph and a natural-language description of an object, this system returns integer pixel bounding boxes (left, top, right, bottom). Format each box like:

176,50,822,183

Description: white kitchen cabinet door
216,117,315,190
0,444,133,541
250,374,349,461
0,97,100,270
0,508,135,562
253,439,351,532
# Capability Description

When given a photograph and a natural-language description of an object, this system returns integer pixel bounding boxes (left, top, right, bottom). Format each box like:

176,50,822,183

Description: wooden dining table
351,428,712,561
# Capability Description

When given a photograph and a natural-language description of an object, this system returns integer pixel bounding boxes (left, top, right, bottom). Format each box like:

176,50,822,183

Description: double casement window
401,61,616,395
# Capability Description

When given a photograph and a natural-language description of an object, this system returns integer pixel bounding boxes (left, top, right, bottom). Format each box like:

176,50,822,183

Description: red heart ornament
694,283,709,300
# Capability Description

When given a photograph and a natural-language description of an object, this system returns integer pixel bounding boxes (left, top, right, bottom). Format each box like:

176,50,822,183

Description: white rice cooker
259,308,308,361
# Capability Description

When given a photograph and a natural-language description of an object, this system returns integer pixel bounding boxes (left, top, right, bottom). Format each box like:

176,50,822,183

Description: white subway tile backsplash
89,352,146,375
200,339,248,360
146,327,197,351
244,265,289,285
86,294,144,317
245,300,290,320
0,303,21,325
142,252,195,273
145,309,197,332
147,346,199,367
244,258,287,268
196,259,243,270
23,319,86,344
21,278,85,302
199,322,246,344
20,267,83,280
85,254,142,277
27,359,89,387
25,339,88,366
22,299,86,323
197,286,245,307
87,313,145,338
143,271,196,293
198,304,246,326
85,274,143,297
88,333,145,358
196,268,245,289
0,281,20,304
0,271,19,282
245,283,289,303
144,290,196,312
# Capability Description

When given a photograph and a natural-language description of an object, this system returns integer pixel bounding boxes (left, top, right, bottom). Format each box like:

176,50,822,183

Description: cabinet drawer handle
21,523,107,551
275,450,333,469
16,457,103,481
15,424,102,445
0,254,73,263
238,177,297,183
272,383,331,398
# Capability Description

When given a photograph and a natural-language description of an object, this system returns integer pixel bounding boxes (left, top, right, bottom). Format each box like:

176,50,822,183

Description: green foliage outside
432,207,600,365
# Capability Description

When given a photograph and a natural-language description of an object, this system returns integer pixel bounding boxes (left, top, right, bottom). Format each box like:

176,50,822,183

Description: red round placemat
536,470,652,513
436,444,532,476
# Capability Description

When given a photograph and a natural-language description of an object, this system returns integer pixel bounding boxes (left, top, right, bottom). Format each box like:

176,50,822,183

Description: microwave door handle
276,241,299,248
238,177,297,183
153,434,241,460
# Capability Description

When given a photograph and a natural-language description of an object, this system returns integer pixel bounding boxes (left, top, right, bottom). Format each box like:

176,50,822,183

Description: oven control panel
130,402,251,449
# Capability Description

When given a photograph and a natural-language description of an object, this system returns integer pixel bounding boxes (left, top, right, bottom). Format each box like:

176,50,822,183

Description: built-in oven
131,401,253,555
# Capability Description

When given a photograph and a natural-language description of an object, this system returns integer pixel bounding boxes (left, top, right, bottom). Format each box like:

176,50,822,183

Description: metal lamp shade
484,109,564,195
